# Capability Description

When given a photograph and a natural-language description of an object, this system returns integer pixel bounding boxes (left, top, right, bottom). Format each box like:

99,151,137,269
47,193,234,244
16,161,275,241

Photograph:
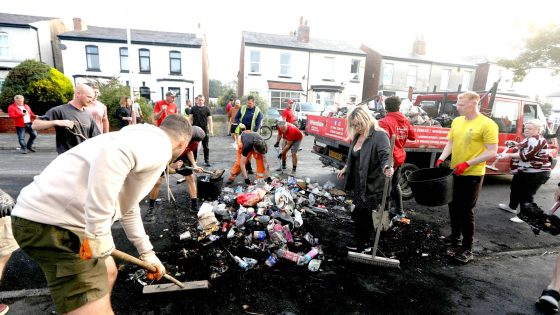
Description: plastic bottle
308,193,316,206
276,248,302,263
308,259,322,272
242,257,258,269
234,255,249,270
235,185,243,194
298,247,319,266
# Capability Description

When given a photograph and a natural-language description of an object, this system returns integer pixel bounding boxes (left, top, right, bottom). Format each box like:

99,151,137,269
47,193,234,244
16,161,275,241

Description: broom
348,134,400,268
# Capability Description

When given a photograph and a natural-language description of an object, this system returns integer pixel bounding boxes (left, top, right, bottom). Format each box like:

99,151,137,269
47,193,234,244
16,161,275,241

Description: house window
440,69,451,90
270,91,300,109
119,47,128,72
350,59,360,80
461,71,472,90
85,45,100,70
139,49,151,73
323,57,335,80
382,63,394,86
250,50,260,73
0,33,9,57
406,65,418,88
280,53,291,76
170,51,181,74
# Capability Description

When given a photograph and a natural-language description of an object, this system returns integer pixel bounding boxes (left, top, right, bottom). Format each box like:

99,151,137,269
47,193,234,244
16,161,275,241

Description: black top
115,106,131,129
241,132,263,157
43,104,100,154
190,106,211,130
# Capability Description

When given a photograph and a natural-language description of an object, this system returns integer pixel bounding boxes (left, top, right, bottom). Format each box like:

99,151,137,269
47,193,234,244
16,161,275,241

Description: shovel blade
142,280,211,294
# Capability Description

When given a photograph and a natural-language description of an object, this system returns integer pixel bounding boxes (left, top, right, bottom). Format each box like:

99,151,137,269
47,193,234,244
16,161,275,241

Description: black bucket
197,175,223,201
408,168,454,207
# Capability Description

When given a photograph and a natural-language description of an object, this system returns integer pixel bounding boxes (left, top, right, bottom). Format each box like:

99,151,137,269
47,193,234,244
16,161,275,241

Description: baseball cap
287,99,294,105
166,91,176,97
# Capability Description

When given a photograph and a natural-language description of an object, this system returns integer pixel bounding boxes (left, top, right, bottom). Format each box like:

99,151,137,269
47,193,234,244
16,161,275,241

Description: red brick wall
0,113,55,134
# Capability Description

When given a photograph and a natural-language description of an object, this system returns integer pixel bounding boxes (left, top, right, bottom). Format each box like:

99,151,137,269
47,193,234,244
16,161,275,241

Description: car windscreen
301,103,324,112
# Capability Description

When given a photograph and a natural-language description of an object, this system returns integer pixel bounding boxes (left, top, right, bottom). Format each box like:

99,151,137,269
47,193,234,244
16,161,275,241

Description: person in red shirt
8,95,37,154
153,91,178,126
174,126,206,213
282,99,296,125
274,120,303,173
378,96,416,219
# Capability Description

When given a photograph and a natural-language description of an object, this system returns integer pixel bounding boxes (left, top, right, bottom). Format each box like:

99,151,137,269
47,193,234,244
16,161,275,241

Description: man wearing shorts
0,189,17,315
173,126,206,213
11,115,192,314
274,120,303,173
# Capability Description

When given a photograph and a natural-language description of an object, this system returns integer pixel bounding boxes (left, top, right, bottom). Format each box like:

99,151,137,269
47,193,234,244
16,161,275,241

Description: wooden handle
112,249,185,288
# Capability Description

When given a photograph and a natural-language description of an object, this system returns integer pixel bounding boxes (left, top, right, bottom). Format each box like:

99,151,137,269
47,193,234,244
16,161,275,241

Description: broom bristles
347,251,401,269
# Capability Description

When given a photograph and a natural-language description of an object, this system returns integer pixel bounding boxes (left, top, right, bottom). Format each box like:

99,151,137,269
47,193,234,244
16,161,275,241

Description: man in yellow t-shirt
435,91,498,264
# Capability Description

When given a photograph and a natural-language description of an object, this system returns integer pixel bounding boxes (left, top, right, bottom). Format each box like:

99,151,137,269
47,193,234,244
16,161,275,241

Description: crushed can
252,230,266,241
264,254,278,267
308,259,322,272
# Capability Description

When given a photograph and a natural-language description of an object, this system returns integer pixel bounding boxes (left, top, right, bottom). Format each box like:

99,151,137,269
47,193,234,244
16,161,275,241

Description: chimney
73,17,87,31
412,36,426,55
297,17,310,43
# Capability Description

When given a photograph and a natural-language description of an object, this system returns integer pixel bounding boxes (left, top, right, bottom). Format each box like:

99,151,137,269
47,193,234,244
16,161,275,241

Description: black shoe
536,289,560,313
27,148,36,153
204,161,211,167
247,170,254,175
20,149,27,154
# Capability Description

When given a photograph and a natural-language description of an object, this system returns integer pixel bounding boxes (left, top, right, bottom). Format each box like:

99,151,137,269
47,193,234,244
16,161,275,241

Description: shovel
111,249,210,294
177,166,225,180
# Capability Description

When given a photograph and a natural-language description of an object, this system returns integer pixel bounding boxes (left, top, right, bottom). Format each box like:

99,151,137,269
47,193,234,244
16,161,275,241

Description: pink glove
434,159,444,168
453,161,470,175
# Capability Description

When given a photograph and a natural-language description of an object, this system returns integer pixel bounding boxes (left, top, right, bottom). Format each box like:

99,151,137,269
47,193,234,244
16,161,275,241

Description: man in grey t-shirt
32,84,100,154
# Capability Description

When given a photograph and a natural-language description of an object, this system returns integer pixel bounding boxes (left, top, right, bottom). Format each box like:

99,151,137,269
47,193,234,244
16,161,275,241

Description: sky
3,0,560,94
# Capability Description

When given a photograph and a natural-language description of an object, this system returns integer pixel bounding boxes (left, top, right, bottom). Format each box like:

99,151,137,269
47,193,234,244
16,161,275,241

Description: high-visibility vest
236,105,261,134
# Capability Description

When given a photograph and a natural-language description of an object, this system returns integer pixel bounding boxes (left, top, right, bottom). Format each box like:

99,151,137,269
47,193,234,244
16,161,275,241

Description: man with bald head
33,84,100,154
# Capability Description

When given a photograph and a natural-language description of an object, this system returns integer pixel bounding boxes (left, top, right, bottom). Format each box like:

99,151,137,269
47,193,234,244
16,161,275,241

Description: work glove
434,159,445,168
244,178,251,185
80,231,115,260
140,250,166,281
265,177,272,184
0,189,14,218
453,161,470,176
274,142,280,148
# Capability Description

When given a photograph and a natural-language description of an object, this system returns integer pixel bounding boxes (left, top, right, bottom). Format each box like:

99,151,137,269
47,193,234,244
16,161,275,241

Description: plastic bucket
408,168,454,207
197,175,223,201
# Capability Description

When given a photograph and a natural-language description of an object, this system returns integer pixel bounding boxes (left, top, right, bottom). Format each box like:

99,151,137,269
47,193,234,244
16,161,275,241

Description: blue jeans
16,123,37,150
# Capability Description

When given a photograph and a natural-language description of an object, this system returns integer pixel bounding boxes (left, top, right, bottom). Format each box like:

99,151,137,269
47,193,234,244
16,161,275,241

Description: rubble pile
166,176,352,281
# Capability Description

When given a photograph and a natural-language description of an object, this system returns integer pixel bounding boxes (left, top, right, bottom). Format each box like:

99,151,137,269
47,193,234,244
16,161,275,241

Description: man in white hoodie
11,114,192,314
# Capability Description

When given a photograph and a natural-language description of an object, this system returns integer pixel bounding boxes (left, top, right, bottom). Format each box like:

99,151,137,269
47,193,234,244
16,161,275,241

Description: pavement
2,131,560,314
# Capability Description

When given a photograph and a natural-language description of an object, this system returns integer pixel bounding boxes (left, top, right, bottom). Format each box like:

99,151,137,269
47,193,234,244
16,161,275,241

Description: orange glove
79,231,115,260
140,250,166,281
453,161,470,175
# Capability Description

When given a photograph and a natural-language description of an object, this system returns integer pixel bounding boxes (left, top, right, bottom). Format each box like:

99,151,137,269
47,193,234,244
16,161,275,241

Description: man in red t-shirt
379,96,417,219
282,99,296,125
274,120,303,173
153,91,178,126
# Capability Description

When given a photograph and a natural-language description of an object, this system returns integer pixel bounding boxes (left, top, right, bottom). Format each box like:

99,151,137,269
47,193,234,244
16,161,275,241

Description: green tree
209,79,225,98
498,25,560,81
217,88,237,108
0,59,73,115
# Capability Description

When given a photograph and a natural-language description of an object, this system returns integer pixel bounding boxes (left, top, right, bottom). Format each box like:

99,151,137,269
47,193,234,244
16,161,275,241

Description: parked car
263,107,282,126
294,102,324,129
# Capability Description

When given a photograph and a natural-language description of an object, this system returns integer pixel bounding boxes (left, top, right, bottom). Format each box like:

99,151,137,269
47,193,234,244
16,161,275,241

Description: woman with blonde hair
115,96,133,130
337,106,394,253
497,118,552,216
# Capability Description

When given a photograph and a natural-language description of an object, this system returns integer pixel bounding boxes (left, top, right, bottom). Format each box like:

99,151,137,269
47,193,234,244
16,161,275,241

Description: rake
347,134,400,269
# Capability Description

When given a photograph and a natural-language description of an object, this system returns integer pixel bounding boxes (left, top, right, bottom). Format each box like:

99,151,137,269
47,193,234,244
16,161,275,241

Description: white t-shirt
18,105,31,123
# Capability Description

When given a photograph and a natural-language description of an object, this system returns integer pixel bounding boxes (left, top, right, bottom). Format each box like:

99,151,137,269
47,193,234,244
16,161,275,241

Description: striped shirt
510,135,551,173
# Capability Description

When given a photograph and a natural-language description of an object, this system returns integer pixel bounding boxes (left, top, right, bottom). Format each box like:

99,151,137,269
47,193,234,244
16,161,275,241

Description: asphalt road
1,132,560,314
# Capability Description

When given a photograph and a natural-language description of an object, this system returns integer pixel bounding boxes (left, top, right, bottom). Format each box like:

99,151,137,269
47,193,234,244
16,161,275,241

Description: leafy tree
498,25,560,81
209,79,225,98
0,59,73,115
217,88,237,108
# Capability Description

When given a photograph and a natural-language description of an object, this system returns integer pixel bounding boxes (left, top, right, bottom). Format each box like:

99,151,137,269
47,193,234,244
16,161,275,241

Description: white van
293,102,324,129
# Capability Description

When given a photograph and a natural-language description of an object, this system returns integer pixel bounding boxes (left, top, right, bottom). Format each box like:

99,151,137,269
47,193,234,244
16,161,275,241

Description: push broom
347,134,400,268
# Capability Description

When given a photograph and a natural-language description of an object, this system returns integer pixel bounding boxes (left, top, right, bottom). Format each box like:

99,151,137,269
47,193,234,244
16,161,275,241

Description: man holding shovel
10,115,192,314
274,120,303,174
175,126,207,213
